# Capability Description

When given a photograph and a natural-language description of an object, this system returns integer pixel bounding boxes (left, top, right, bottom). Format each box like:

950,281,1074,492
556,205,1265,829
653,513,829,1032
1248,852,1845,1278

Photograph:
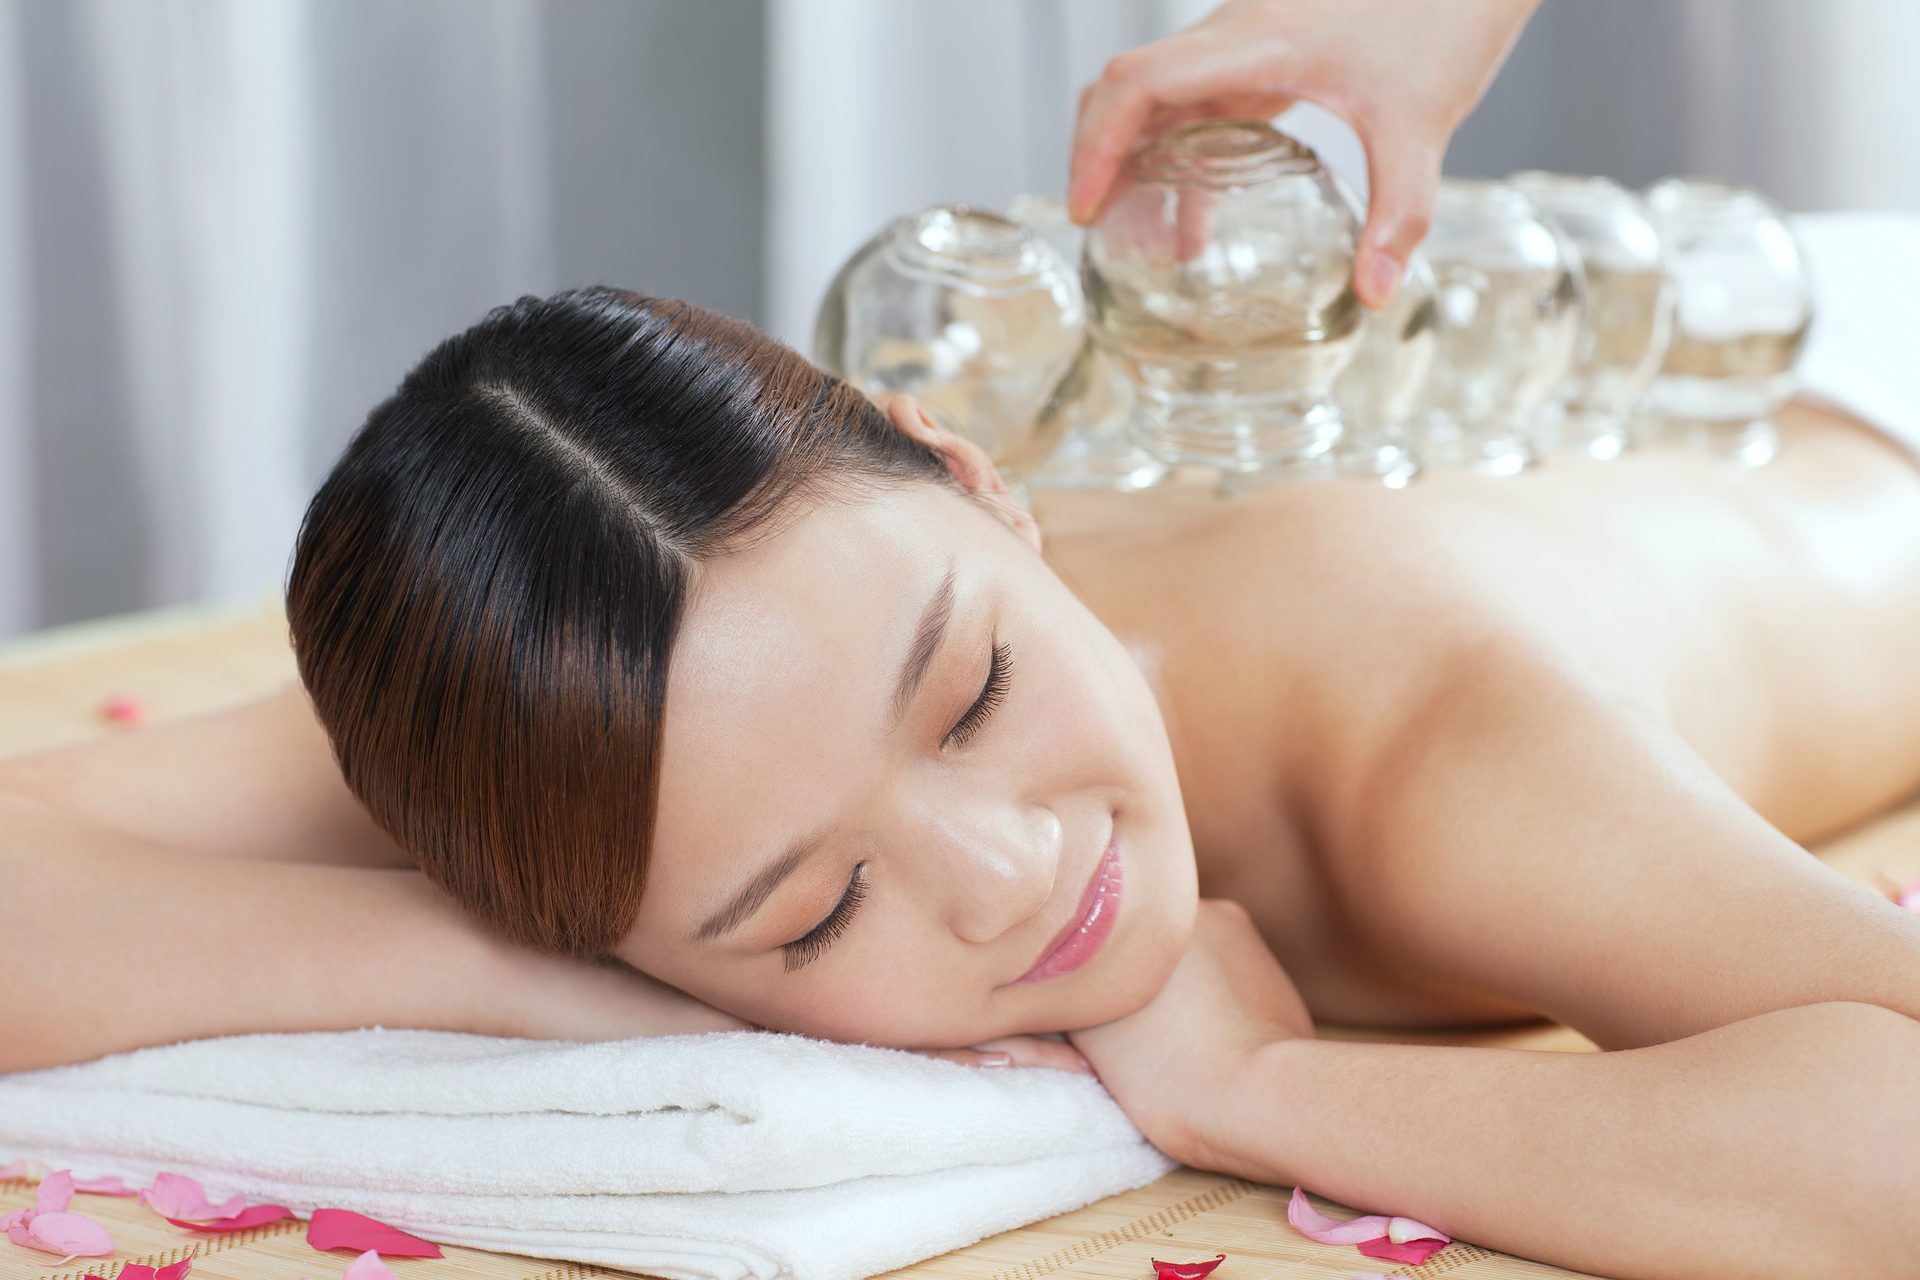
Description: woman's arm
1174,1002,1920,1279
0,789,749,1073
0,679,414,869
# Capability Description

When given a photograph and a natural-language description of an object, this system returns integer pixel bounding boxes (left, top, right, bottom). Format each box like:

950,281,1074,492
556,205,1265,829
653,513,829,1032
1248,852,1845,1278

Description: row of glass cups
1340,169,1813,480
809,120,1814,498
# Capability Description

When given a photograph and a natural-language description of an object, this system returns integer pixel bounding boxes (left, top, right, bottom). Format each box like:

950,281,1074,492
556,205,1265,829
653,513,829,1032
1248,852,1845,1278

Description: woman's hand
906,1035,1098,1076
1065,899,1314,1159
489,946,759,1041
1067,0,1541,307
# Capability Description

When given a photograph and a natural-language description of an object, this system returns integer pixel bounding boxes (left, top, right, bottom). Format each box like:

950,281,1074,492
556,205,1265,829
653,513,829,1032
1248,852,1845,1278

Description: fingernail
978,1053,1013,1068
1359,250,1399,307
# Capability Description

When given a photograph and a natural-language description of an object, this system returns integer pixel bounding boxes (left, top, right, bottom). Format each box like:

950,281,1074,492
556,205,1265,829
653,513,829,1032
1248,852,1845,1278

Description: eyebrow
688,556,959,945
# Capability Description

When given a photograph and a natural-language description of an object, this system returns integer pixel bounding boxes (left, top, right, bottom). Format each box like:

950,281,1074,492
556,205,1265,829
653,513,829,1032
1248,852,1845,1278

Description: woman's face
613,459,1199,1050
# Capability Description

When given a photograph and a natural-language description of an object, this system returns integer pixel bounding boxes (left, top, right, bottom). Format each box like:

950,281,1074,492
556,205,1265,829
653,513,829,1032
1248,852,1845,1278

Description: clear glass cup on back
1082,119,1364,482
812,204,1086,497
1414,178,1587,475
1004,192,1170,492
1638,177,1812,468
1331,251,1438,488
1509,171,1674,460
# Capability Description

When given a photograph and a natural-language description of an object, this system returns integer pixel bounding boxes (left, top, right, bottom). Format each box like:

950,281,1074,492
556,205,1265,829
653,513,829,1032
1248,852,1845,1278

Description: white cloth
1790,211,1920,466
0,1026,1177,1280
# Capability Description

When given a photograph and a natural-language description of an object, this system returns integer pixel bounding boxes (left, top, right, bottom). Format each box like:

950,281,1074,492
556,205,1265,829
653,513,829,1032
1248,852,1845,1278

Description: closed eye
779,638,1015,972
944,639,1012,750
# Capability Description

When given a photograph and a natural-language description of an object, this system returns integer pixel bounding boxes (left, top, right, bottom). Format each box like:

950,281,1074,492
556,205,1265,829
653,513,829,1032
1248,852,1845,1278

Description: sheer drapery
1,0,1914,642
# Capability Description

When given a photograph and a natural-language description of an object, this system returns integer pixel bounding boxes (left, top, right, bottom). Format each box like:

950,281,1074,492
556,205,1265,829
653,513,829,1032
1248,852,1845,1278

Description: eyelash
944,640,1013,751
781,862,868,972
778,640,1015,971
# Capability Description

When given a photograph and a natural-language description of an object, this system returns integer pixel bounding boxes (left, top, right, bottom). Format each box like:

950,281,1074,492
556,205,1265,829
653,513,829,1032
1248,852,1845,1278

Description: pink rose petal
307,1207,443,1258
24,1208,115,1259
162,1202,294,1232
96,1262,193,1280
70,1173,143,1197
1287,1186,1395,1244
140,1171,247,1222
343,1249,400,1280
100,693,146,726
1357,1235,1450,1264
38,1168,76,1214
1287,1186,1451,1263
0,1158,42,1180
1387,1214,1448,1244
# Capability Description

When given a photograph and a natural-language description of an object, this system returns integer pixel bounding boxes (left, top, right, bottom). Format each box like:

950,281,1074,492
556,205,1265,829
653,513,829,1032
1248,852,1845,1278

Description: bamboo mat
4,592,1916,1280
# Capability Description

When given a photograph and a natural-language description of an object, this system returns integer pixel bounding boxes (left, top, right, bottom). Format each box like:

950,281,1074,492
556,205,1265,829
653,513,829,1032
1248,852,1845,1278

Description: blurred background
0,0,1915,642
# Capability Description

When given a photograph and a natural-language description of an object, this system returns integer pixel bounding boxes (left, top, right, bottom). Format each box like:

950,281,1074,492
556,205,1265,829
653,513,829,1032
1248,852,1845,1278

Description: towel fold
0,1026,1178,1280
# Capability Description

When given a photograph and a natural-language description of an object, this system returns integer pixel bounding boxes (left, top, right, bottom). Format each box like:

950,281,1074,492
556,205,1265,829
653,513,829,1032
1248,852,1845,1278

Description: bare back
1032,399,1920,1029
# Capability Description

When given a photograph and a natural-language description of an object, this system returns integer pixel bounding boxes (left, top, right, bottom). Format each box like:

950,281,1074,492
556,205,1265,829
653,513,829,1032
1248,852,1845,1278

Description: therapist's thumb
1354,128,1442,310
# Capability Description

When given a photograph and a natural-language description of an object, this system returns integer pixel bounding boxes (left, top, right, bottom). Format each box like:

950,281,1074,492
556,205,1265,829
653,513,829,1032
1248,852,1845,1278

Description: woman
5,286,1919,1280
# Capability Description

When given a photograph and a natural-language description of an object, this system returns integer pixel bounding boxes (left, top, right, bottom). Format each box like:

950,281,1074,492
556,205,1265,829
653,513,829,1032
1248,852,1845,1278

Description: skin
8,393,1920,1272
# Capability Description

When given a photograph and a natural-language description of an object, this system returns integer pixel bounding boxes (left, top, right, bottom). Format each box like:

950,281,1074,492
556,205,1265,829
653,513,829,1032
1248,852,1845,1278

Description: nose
911,800,1064,945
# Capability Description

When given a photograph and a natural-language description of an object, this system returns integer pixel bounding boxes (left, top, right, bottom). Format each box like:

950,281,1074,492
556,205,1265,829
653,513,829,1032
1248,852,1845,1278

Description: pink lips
1011,830,1122,985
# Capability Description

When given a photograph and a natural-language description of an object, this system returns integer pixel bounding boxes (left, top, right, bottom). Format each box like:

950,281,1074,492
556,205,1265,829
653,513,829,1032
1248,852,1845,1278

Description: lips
1010,826,1122,985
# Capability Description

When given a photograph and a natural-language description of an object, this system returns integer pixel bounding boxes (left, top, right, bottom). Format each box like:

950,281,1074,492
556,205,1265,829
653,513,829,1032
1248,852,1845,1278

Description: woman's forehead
673,490,945,684
647,489,964,885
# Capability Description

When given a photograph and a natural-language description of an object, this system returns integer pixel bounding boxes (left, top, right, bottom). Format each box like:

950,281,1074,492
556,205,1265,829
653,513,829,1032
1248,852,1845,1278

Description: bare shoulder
1315,642,1920,1048
0,679,414,868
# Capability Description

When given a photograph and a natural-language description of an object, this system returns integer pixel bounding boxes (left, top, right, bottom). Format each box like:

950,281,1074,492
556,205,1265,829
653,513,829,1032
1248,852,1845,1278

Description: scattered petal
1287,1187,1393,1244
24,1209,115,1258
0,1158,43,1180
162,1202,294,1232
1387,1214,1448,1244
140,1172,246,1222
101,1263,194,1280
100,693,146,726
90,1262,189,1280
307,1207,443,1258
70,1173,143,1197
343,1249,400,1280
38,1168,76,1214
1356,1235,1450,1264
1149,1253,1227,1280
1287,1186,1451,1264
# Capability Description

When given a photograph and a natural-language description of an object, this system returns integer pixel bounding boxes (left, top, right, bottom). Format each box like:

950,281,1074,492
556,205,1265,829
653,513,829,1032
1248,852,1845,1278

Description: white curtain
1,0,1916,643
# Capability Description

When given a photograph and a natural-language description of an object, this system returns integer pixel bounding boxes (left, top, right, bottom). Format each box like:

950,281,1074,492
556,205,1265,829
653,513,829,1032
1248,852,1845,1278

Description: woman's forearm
0,789,543,1072
1175,1002,1920,1279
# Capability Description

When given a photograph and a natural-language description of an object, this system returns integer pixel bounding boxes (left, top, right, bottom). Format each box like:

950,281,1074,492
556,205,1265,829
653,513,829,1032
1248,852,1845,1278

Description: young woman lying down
5,287,1918,1279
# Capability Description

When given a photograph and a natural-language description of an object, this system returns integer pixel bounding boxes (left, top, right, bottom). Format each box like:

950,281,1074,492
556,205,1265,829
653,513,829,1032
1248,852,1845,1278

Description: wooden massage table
4,591,1916,1280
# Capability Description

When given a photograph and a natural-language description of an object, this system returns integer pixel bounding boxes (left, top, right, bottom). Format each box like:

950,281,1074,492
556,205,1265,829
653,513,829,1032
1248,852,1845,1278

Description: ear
883,393,1044,556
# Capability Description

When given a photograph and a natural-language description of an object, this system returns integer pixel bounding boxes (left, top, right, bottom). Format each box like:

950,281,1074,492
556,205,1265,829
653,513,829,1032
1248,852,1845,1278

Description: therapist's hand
1067,0,1541,309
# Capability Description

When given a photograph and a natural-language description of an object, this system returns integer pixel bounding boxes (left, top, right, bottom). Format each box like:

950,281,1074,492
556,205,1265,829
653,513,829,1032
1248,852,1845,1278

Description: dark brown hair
284,287,955,958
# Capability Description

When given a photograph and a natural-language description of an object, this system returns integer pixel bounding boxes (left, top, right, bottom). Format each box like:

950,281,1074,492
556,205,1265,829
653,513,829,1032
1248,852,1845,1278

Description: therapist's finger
1068,30,1289,226
1353,122,1442,309
1173,186,1218,262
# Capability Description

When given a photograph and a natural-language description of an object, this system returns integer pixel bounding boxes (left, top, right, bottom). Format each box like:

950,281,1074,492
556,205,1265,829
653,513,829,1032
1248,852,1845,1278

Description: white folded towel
0,1026,1178,1280
1789,211,1920,464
